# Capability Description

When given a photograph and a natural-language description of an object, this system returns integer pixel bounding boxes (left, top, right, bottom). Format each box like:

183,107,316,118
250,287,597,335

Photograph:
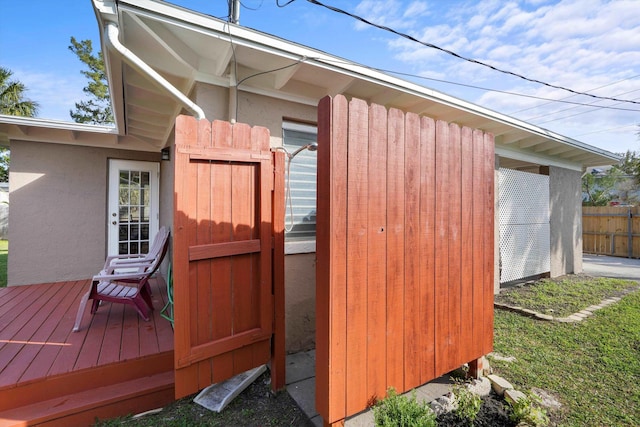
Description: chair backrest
105,227,170,277
147,226,169,259
146,228,170,276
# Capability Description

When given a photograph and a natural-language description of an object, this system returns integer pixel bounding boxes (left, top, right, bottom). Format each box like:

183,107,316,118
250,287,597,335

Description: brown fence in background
315,95,495,426
583,206,640,258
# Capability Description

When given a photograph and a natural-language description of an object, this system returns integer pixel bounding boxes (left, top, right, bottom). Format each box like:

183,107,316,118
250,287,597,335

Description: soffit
0,115,157,151
94,0,619,167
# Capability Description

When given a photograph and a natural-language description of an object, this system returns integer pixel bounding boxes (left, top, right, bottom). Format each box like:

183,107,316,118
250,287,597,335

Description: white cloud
366,0,640,153
14,68,86,121
354,0,431,31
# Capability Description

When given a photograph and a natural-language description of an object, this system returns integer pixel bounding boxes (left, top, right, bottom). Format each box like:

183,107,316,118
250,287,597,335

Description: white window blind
283,122,317,241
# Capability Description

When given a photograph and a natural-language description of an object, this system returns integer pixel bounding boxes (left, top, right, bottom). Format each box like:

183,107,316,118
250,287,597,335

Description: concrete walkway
583,254,640,281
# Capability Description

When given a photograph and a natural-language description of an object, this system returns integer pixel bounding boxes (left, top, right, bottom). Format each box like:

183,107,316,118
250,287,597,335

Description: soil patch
436,392,516,427
96,371,314,427
99,372,538,426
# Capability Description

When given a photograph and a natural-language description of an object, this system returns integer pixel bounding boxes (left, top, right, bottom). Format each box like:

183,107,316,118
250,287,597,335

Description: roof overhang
7,0,619,168
0,115,156,151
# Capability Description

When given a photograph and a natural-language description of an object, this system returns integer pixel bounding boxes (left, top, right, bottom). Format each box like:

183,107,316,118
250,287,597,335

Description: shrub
452,381,482,425
509,391,549,427
373,387,436,427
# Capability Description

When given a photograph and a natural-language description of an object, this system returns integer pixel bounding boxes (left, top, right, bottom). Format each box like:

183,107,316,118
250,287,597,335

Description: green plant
452,381,482,425
508,391,549,426
373,387,436,427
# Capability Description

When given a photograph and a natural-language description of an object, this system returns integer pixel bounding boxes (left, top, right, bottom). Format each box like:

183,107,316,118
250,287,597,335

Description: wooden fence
583,206,640,258
172,116,285,399
315,95,495,426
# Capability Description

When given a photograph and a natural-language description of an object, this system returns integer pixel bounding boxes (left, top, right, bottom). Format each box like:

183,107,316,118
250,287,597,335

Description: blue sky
1,0,639,154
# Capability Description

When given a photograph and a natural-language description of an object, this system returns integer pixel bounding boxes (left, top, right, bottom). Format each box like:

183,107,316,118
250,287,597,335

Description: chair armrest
105,254,147,266
93,271,149,282
100,260,154,276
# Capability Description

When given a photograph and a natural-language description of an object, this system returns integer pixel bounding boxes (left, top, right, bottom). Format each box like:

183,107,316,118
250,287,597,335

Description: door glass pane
119,207,129,222
117,168,153,255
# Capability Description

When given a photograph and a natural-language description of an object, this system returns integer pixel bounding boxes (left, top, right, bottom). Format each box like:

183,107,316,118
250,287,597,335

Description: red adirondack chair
72,227,170,332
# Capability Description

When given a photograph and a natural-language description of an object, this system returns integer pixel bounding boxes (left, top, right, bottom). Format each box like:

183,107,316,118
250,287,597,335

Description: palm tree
0,67,39,117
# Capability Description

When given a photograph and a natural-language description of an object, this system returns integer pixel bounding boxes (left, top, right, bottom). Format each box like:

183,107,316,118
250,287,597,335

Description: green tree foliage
0,67,40,182
582,167,623,206
0,67,39,117
617,149,640,183
68,37,113,124
0,149,9,182
582,166,628,206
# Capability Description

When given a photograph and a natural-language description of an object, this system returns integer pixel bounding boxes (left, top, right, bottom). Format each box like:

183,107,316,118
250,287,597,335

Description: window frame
282,121,318,255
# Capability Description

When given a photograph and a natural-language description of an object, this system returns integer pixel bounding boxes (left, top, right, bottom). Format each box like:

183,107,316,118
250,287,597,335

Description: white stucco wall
549,166,583,276
8,140,160,286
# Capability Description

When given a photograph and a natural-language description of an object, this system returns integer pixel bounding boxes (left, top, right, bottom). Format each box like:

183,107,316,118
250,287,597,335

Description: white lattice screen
498,168,550,283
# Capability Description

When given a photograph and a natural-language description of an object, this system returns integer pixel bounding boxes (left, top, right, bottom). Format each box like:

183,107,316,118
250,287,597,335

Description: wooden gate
173,115,285,399
316,95,495,425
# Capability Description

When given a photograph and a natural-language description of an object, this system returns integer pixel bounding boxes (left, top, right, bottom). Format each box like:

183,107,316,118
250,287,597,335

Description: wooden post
468,356,488,379
271,151,286,391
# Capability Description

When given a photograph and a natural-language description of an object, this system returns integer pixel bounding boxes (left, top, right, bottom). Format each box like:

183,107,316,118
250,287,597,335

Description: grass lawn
495,275,637,317
0,240,6,287
492,277,640,426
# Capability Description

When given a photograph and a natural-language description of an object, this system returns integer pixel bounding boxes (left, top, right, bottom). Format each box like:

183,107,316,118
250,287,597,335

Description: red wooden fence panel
316,95,495,425
173,115,283,399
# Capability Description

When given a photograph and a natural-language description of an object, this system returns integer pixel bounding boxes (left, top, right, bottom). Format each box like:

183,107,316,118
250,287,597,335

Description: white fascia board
92,0,126,134
0,115,117,134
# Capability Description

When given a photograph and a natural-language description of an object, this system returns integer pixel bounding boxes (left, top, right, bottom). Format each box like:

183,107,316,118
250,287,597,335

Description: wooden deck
0,277,175,426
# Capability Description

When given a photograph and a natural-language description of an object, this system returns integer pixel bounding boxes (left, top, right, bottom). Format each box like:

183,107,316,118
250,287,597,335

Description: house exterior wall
159,134,175,272
193,83,318,353
8,140,159,286
549,165,583,276
494,155,500,293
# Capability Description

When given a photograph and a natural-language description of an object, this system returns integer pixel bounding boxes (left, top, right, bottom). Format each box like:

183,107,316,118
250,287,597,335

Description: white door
108,160,160,256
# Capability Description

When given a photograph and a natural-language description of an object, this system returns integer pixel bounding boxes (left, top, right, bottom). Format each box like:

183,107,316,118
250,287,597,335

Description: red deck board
0,284,39,318
18,281,88,383
0,281,78,385
0,278,173,392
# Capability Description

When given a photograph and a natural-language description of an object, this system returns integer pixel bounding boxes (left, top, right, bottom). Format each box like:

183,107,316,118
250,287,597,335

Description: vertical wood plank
210,120,234,383
271,150,286,391
196,119,213,388
434,120,450,376
366,103,387,403
316,94,349,424
255,125,273,366
316,96,332,421
459,127,475,363
446,122,462,374
385,108,405,390
418,116,436,383
230,122,256,375
174,115,199,398
329,95,349,423
345,97,369,415
482,133,495,354
471,129,485,359
403,112,421,389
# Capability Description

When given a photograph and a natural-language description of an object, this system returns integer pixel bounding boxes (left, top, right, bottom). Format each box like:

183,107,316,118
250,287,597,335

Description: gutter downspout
104,22,206,120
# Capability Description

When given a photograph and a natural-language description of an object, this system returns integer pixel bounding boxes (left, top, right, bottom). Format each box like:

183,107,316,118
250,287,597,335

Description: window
282,122,317,246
